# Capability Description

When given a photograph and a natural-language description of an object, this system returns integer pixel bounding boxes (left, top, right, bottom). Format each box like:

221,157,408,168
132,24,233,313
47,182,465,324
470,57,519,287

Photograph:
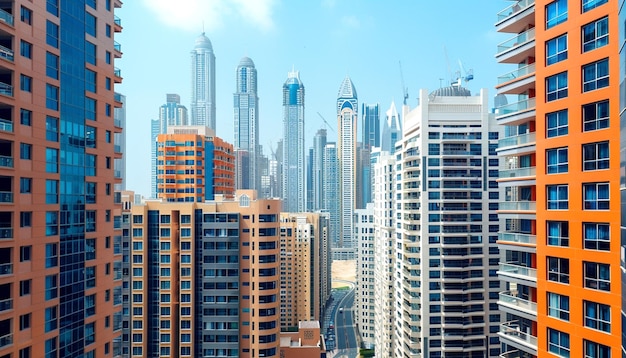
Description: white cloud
341,15,360,29
142,0,276,33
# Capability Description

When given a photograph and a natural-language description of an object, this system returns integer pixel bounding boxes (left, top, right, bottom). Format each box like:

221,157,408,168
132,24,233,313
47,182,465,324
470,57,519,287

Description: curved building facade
234,57,259,192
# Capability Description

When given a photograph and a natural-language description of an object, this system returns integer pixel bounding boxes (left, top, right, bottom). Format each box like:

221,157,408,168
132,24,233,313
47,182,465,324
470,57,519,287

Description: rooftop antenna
202,21,205,34
399,61,409,106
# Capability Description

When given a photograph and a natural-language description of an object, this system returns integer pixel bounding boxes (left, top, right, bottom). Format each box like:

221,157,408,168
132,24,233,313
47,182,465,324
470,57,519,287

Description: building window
583,141,609,171
20,212,31,227
20,109,32,126
547,221,569,246
20,143,32,160
86,126,96,148
86,238,96,260
546,34,567,65
547,256,569,284
547,184,568,210
45,212,58,236
45,179,58,204
46,21,59,48
45,275,57,300
45,306,57,332
46,52,59,80
20,6,32,24
20,279,31,296
20,177,31,193
546,0,567,29
20,246,31,261
582,0,608,12
45,243,58,267
583,182,609,210
582,17,608,52
46,0,59,16
548,328,570,357
46,116,59,142
584,301,611,332
105,77,111,90
584,340,611,357
106,24,111,38
584,261,610,291
46,84,59,110
85,69,96,93
582,100,609,131
20,40,32,59
85,41,96,65
45,148,58,173
86,97,96,120
583,59,609,92
20,75,32,92
85,13,96,37
546,109,568,137
546,72,568,101
546,147,568,173
547,292,569,321
105,50,111,64
583,222,610,251
19,313,31,330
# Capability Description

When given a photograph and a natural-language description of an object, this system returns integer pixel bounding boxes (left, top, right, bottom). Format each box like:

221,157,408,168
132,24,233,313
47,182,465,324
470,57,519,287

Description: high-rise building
362,103,380,149
120,191,281,357
312,129,327,211
323,143,340,251
372,151,397,357
393,87,502,357
620,1,626,357
114,92,127,191
306,148,314,211
356,144,371,209
381,100,401,154
337,76,358,256
151,94,188,198
191,33,216,129
234,57,259,192
354,203,375,348
495,1,620,356
156,126,235,202
279,212,331,330
282,70,305,212
0,1,124,357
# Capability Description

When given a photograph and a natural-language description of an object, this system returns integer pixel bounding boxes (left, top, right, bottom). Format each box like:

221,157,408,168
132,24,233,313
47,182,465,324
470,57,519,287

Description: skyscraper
323,143,340,251
282,70,305,212
234,57,259,192
381,100,401,154
354,203,375,348
191,33,216,129
0,1,124,357
114,92,127,191
312,129,327,211
362,103,380,149
337,76,358,256
495,1,620,356
151,94,188,198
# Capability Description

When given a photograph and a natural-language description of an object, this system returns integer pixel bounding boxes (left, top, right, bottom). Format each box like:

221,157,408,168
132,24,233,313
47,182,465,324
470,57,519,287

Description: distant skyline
117,1,505,196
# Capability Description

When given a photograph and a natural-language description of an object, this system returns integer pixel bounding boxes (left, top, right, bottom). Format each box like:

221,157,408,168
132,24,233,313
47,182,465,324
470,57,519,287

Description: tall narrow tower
282,70,305,212
190,33,216,129
234,57,259,191
337,76,358,255
313,129,327,210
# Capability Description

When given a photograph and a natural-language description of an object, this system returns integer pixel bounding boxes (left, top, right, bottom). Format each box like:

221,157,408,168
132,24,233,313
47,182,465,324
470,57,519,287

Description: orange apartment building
278,212,331,331
156,125,234,202
120,190,281,357
0,1,125,357
495,0,619,356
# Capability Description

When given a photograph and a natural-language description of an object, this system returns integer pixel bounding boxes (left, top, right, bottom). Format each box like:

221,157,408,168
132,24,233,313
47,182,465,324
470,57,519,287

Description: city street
323,281,359,358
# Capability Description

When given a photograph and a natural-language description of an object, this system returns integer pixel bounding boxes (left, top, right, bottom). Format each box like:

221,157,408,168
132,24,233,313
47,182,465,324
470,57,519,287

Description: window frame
546,109,568,137
582,58,609,92
583,182,609,210
546,33,568,65
583,222,610,251
547,221,569,247
582,100,609,131
547,184,569,210
547,256,570,284
584,261,610,291
546,147,568,174
584,300,611,332
546,0,568,29
582,141,609,171
582,16,608,52
547,292,570,321
548,328,570,357
546,71,568,101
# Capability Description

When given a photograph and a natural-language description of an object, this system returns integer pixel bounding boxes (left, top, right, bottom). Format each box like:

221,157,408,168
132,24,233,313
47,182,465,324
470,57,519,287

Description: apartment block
120,191,281,357
354,203,375,348
0,1,124,357
156,125,235,202
495,0,620,356
279,212,331,330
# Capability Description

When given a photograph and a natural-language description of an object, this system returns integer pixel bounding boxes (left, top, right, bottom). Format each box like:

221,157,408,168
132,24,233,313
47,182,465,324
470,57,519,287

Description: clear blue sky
117,0,507,196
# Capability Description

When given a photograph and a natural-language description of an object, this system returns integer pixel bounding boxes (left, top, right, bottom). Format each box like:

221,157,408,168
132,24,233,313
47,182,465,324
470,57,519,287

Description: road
328,285,358,358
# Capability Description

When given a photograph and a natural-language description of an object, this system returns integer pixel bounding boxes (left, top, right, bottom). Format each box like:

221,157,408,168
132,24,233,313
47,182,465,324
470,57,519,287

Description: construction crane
317,112,335,133
457,59,474,84
399,61,409,106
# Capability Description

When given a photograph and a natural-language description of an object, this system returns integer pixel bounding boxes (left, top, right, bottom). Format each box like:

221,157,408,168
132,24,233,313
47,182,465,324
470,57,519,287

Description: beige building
279,212,331,330
279,321,327,358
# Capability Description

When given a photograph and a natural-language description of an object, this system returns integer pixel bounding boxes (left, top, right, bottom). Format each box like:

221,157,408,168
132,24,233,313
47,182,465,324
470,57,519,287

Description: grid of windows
582,100,609,131
546,34,567,65
547,184,568,209
583,141,609,170
583,182,609,210
546,109,568,137
582,17,608,52
546,72,568,101
583,222,610,251
584,300,611,332
547,147,568,173
547,292,569,320
582,58,609,92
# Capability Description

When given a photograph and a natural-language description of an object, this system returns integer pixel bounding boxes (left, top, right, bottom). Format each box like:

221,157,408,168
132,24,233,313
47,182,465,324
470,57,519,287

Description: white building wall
354,203,375,348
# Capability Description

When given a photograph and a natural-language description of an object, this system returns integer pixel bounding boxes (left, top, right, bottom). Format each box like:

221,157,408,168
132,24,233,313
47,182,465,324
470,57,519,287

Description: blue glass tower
282,70,305,212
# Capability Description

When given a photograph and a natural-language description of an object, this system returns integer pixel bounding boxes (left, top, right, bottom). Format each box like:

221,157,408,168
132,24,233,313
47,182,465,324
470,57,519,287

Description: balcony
113,67,122,83
497,167,536,182
495,0,535,33
113,15,122,32
498,201,536,212
113,41,122,57
498,263,537,285
497,132,536,156
0,44,12,63
498,291,537,319
0,8,13,27
496,63,535,95
0,283,10,312
496,28,535,64
0,118,12,133
0,176,11,203
498,321,537,355
495,98,536,125
114,92,123,104
497,232,536,246
0,82,11,97
500,350,536,358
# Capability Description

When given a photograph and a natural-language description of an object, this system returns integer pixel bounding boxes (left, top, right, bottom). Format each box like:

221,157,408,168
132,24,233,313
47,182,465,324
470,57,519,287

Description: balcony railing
114,92,122,102
114,41,121,52
0,156,12,168
498,166,536,179
114,15,121,26
498,232,536,245
0,333,12,348
499,291,537,314
498,201,536,211
499,321,537,349
498,132,536,149
0,45,13,62
0,263,12,275
497,63,535,84
0,298,11,312
499,263,537,280
0,82,13,97
497,28,535,57
0,192,12,203
0,228,11,239
0,8,13,26
496,98,536,117
114,67,121,77
496,0,535,22
0,119,12,133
